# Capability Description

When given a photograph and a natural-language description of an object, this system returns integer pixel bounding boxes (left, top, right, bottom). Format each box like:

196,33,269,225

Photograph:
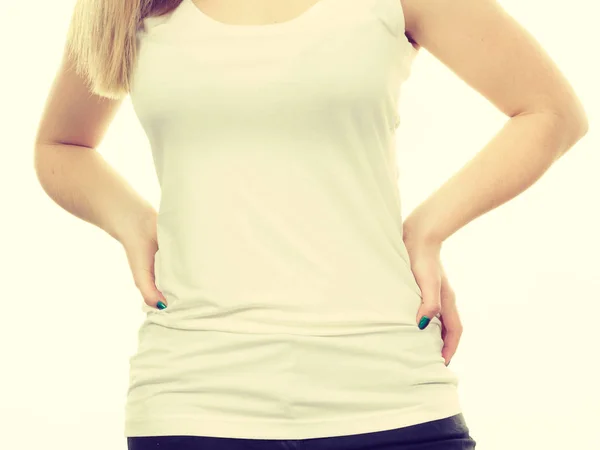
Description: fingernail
418,315,431,330
157,301,167,310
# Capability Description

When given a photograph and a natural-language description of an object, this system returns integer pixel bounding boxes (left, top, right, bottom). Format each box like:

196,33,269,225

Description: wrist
402,215,445,250
113,206,157,245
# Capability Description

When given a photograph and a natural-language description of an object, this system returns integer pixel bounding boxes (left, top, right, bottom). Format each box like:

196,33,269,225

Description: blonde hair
65,0,182,99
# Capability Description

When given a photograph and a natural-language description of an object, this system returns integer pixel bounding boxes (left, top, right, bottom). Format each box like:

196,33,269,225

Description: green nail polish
157,301,167,310
418,316,430,330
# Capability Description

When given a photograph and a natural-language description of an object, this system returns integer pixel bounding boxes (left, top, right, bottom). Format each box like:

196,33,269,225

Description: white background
0,1,598,449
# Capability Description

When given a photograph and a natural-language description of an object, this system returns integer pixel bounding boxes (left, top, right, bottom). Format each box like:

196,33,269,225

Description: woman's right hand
119,211,168,310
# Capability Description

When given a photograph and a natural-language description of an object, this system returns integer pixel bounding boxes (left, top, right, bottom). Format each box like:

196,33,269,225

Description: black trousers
127,413,477,449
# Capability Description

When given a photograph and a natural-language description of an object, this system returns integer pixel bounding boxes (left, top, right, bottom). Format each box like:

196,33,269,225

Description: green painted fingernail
157,301,167,310
418,316,431,330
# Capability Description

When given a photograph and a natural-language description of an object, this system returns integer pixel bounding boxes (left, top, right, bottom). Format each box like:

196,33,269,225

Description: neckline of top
183,0,334,33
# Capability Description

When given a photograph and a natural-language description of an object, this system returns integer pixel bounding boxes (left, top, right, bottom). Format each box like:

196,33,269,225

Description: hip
125,325,460,435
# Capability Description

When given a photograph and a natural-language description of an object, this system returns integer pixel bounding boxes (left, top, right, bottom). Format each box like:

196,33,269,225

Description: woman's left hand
403,235,463,367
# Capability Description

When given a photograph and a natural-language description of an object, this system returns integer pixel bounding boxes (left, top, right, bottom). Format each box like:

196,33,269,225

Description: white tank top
125,0,462,439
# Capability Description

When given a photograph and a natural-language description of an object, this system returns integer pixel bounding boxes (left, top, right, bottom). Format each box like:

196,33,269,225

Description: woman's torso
124,0,462,439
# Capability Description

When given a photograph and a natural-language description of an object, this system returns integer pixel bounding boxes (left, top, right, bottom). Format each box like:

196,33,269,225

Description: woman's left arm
400,0,589,245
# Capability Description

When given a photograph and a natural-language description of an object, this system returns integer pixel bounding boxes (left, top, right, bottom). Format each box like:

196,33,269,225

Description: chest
132,0,414,127
188,0,327,26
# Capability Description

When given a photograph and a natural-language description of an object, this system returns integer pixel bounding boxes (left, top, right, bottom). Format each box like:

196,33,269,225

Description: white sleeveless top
125,0,462,439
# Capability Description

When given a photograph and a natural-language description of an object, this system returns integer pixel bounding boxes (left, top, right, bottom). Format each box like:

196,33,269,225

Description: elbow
563,109,589,141
552,96,590,143
519,92,590,149
575,115,589,139
538,105,589,154
561,112,589,150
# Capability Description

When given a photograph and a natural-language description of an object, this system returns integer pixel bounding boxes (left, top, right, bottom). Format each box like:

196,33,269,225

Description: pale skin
400,0,588,366
34,0,588,366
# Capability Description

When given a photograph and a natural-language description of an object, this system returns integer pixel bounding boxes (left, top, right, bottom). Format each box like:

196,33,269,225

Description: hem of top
124,400,463,440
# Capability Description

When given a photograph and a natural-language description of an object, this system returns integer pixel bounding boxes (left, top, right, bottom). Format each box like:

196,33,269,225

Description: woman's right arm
33,43,155,244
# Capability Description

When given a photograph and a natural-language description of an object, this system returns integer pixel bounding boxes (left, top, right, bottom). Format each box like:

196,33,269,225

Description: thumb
124,240,168,310
413,260,442,330
136,265,168,310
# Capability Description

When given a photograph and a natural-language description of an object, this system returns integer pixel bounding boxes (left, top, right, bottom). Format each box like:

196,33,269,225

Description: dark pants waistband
127,413,477,450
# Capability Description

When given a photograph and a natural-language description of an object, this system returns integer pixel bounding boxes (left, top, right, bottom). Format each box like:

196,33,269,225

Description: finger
413,260,442,330
441,317,462,365
440,301,462,366
128,246,168,310
139,268,168,310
